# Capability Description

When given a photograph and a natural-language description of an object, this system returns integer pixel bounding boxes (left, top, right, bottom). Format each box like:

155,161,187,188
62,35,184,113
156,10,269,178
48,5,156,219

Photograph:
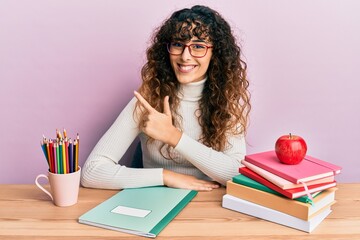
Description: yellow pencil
61,140,67,174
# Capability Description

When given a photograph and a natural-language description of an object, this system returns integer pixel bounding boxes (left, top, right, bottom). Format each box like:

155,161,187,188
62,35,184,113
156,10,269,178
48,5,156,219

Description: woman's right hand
134,91,182,147
163,169,220,191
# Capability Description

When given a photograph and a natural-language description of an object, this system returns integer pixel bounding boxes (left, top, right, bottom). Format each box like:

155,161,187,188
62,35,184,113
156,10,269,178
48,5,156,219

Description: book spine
227,181,310,220
242,160,295,189
233,174,313,204
222,194,332,233
149,190,197,236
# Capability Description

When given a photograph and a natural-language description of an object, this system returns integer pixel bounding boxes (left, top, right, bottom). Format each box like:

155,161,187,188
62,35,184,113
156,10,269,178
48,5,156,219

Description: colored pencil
68,139,74,173
74,139,79,172
53,142,57,174
46,143,51,171
64,140,69,173
63,128,67,139
59,141,63,174
76,133,79,171
48,141,54,173
56,142,61,174
56,129,62,140
41,141,49,164
61,141,67,174
40,130,79,174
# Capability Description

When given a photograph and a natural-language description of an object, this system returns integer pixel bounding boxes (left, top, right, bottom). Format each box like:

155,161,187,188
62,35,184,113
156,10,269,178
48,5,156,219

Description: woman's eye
192,44,206,49
171,42,183,48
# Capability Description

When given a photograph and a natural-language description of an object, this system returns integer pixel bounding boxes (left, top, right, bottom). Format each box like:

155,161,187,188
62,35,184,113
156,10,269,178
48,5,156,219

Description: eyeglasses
167,42,213,58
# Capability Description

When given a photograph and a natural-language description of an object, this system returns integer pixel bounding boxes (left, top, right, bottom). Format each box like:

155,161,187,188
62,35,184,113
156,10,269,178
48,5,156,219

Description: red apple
275,133,307,165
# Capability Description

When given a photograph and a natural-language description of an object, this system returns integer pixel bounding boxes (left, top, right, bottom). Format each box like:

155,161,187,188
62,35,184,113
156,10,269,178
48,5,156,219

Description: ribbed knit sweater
81,78,246,189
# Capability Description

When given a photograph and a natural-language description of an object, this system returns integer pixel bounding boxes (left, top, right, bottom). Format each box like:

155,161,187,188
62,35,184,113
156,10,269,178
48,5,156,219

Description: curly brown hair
136,5,251,152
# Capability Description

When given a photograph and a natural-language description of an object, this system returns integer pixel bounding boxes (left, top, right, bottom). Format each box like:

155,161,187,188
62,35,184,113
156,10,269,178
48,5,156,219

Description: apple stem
289,133,292,139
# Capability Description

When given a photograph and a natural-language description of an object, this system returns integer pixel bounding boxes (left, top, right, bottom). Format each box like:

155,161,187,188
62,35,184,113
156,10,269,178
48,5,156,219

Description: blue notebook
78,186,197,238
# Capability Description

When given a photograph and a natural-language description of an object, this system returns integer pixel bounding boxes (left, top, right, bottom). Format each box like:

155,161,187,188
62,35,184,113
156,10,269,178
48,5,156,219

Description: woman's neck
178,78,206,101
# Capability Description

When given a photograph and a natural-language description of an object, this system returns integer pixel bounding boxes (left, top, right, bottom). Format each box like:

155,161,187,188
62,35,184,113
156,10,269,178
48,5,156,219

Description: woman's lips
178,64,197,73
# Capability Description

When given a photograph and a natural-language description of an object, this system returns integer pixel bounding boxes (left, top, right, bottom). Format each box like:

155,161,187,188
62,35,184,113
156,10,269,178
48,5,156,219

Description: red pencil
48,140,54,173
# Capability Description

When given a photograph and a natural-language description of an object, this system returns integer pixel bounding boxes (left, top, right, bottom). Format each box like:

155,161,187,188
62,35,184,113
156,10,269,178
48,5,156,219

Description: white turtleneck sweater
81,79,246,189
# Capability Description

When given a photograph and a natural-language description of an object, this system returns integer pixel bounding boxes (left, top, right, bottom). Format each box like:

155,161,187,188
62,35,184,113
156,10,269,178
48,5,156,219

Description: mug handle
35,174,53,201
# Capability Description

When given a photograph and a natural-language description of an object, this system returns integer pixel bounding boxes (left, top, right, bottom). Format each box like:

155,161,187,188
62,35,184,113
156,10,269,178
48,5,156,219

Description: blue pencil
41,142,49,166
68,139,74,173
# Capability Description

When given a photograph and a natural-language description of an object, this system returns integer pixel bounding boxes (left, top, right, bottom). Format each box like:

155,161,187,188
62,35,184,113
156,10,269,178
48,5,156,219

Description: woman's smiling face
169,37,213,84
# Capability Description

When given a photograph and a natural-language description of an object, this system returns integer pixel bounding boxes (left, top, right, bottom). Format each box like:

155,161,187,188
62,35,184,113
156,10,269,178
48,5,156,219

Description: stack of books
222,150,342,233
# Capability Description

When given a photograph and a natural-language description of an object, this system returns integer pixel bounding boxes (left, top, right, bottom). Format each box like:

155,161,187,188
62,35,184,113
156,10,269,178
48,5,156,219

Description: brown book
226,180,337,220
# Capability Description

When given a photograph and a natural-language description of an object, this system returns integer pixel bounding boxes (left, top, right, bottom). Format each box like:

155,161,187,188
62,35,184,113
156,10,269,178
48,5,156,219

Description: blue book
78,186,197,238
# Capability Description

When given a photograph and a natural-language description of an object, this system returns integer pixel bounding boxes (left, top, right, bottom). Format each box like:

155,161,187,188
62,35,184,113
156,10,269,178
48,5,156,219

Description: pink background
1,0,359,184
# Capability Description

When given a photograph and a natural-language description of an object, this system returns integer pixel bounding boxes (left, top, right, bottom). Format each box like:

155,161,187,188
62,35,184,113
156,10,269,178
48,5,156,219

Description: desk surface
0,183,359,239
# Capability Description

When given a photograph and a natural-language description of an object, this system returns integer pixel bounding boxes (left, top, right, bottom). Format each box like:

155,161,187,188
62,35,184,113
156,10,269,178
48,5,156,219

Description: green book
232,174,321,204
78,186,197,238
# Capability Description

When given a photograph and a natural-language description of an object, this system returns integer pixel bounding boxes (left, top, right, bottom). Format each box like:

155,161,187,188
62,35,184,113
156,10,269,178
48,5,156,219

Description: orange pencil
56,129,62,141
63,128,67,139
46,142,52,172
74,139,79,172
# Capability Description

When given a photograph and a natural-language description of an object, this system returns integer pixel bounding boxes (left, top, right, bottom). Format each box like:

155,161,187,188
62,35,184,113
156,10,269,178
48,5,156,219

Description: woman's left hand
134,91,182,147
163,169,220,191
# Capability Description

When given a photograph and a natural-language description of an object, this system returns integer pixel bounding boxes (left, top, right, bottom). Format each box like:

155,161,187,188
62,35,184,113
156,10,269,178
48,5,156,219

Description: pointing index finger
134,91,155,113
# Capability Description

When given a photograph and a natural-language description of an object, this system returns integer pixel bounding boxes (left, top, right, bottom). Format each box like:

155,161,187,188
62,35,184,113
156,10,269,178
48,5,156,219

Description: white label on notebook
111,205,151,218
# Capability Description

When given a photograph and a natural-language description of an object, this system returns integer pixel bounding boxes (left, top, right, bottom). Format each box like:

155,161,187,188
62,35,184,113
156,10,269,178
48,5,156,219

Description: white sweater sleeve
174,132,246,186
80,97,163,189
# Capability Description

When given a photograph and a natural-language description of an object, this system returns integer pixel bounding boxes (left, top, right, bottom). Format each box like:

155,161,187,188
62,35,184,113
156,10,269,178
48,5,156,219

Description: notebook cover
78,186,197,238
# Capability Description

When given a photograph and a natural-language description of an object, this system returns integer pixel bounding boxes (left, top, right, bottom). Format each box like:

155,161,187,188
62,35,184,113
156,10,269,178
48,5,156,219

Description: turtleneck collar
178,77,206,101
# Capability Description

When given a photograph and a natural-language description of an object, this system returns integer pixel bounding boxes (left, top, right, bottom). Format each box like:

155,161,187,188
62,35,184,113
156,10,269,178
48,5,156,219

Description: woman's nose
181,46,192,60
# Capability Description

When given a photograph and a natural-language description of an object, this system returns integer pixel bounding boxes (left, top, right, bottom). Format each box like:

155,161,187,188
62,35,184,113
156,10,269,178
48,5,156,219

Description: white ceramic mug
35,167,81,207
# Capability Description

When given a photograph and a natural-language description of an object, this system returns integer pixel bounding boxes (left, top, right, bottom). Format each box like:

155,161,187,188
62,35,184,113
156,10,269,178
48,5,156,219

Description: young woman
81,5,251,191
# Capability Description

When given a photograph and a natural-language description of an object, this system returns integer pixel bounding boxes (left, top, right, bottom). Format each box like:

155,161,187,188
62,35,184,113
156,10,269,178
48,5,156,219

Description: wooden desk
0,184,359,239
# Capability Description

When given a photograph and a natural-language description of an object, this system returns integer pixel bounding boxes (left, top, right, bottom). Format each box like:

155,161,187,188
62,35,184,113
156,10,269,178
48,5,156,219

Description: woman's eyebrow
171,38,208,43
191,39,206,43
